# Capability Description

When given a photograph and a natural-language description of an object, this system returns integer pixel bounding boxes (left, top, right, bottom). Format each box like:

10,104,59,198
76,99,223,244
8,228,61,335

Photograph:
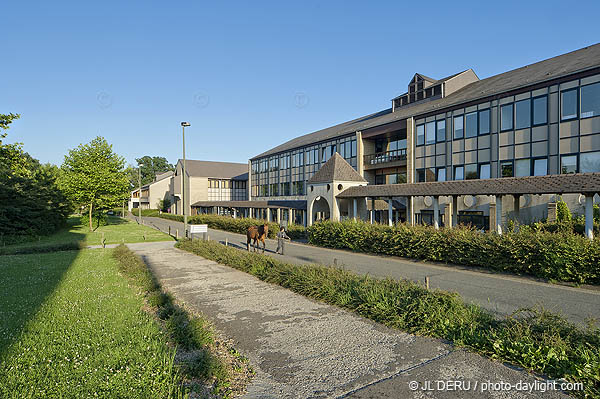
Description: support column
387,198,393,226
433,196,440,230
233,208,237,219
370,198,374,224
513,195,520,224
407,196,414,226
288,208,292,225
353,198,358,220
267,208,271,222
452,195,458,227
585,194,594,241
495,195,503,235
277,208,281,223
302,210,307,227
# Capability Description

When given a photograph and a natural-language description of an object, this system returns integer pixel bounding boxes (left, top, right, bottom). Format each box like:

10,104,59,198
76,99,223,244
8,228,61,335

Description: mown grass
0,249,186,398
0,215,173,255
177,239,600,398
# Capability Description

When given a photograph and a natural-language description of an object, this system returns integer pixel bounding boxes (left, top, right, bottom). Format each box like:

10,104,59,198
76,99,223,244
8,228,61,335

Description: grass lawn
0,249,185,398
2,215,173,252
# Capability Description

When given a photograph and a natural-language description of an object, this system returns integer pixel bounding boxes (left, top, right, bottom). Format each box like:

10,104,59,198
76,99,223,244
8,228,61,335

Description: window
561,88,578,120
436,167,446,182
533,158,547,176
515,99,531,129
416,169,425,182
479,163,491,179
416,124,425,146
453,115,463,139
479,109,490,135
561,155,578,174
425,168,436,182
465,112,477,138
425,121,436,145
581,151,600,173
581,82,600,118
436,120,446,142
532,96,547,125
515,159,530,177
454,166,464,180
501,161,513,177
465,164,477,180
501,103,513,131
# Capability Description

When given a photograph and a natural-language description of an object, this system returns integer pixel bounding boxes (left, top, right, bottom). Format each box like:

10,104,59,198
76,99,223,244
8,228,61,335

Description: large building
242,43,600,229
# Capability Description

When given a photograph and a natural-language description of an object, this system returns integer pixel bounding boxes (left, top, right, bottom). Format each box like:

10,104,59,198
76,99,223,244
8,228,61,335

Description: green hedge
130,209,161,217
158,213,306,239
176,239,600,398
308,220,600,285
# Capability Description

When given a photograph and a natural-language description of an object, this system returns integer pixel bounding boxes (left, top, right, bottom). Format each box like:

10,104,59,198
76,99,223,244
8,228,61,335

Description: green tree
60,136,130,231
124,156,173,189
556,199,572,222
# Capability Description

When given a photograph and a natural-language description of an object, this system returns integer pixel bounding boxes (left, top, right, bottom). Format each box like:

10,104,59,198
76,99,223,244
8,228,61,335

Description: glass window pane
437,168,446,182
425,121,436,144
351,140,356,157
501,103,513,131
581,151,600,173
515,159,530,177
479,109,490,135
515,99,531,129
501,161,513,177
416,169,425,182
465,112,477,138
416,124,425,146
454,166,464,180
479,164,490,179
561,89,578,120
561,155,577,174
465,164,477,180
425,168,436,182
533,96,547,125
436,120,446,142
581,83,600,118
453,116,463,139
533,158,547,176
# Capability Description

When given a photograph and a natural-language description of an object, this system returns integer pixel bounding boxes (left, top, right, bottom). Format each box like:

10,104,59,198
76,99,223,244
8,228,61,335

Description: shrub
557,200,572,222
307,220,600,285
158,213,307,239
177,239,600,398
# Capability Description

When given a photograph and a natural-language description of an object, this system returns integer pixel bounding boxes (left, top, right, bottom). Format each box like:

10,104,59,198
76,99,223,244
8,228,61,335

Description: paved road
127,241,567,399
137,216,600,325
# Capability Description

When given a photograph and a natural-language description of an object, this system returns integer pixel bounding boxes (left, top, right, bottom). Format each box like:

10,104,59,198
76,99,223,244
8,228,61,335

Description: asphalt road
128,240,568,399
137,216,600,326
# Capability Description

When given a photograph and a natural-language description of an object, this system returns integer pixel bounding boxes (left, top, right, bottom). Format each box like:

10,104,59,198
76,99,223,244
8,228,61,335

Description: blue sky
2,0,599,167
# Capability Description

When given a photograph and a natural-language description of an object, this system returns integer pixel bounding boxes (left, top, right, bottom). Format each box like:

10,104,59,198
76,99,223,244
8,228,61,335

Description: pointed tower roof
307,153,367,184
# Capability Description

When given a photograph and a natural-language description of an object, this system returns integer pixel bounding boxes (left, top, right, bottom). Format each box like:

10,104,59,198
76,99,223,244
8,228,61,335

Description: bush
131,208,161,217
0,241,83,255
158,213,307,239
307,220,600,285
177,239,600,398
557,200,572,222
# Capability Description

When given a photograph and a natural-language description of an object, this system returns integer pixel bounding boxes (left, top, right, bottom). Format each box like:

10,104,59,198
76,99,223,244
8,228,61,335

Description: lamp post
181,122,190,237
138,163,143,224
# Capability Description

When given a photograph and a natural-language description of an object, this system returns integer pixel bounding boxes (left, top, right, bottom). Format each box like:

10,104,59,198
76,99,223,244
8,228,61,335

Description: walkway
127,241,566,399
137,216,600,325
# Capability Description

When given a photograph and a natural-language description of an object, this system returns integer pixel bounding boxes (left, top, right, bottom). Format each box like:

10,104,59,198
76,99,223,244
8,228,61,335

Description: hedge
158,213,306,239
130,209,161,217
308,220,600,285
177,239,600,399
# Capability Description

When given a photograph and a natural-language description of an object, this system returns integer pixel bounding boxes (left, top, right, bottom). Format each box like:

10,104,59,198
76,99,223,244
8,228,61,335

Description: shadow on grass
0,233,84,358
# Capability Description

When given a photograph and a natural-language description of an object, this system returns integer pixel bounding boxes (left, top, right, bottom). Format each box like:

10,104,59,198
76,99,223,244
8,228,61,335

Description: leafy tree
60,136,130,231
124,156,173,189
158,198,171,212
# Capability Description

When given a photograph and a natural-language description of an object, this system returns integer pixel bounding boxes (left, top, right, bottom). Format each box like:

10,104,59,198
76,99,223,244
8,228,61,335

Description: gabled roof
307,153,367,184
154,170,174,182
252,43,600,160
177,159,248,180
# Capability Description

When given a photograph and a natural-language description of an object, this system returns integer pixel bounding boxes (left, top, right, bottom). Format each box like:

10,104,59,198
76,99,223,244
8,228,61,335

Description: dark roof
252,43,600,159
191,200,306,210
178,159,248,179
307,153,367,184
337,173,600,198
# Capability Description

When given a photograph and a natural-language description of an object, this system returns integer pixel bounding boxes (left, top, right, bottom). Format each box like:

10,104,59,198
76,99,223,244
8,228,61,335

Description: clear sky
3,0,599,167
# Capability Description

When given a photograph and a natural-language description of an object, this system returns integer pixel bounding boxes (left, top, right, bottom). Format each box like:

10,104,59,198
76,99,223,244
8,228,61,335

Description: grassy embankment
0,217,248,398
177,239,600,399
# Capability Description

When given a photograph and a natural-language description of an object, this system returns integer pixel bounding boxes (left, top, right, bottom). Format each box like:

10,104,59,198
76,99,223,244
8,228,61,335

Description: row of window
208,179,247,189
415,150,600,182
253,181,306,197
416,82,600,147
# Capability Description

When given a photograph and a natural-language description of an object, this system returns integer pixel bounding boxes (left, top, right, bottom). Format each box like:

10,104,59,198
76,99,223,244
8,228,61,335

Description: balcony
364,149,407,170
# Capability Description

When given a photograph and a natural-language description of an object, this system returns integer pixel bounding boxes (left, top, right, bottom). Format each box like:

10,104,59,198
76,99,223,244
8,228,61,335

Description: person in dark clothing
276,226,291,255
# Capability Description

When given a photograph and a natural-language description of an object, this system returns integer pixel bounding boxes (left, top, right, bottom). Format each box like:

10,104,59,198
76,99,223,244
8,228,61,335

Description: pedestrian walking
276,226,291,255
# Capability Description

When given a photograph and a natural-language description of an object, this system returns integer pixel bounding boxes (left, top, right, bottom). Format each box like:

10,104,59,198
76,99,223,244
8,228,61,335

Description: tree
60,136,130,231
137,156,174,186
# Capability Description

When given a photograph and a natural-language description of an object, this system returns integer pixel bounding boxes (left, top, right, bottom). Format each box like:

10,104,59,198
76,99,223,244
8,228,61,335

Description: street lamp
181,122,190,237
138,162,144,224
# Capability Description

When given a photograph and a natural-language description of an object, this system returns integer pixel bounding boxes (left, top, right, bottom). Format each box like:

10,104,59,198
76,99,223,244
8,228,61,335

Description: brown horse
247,224,269,253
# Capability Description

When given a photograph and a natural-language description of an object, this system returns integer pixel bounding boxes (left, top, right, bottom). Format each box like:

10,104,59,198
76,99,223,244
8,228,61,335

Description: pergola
337,172,600,240
191,200,307,225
